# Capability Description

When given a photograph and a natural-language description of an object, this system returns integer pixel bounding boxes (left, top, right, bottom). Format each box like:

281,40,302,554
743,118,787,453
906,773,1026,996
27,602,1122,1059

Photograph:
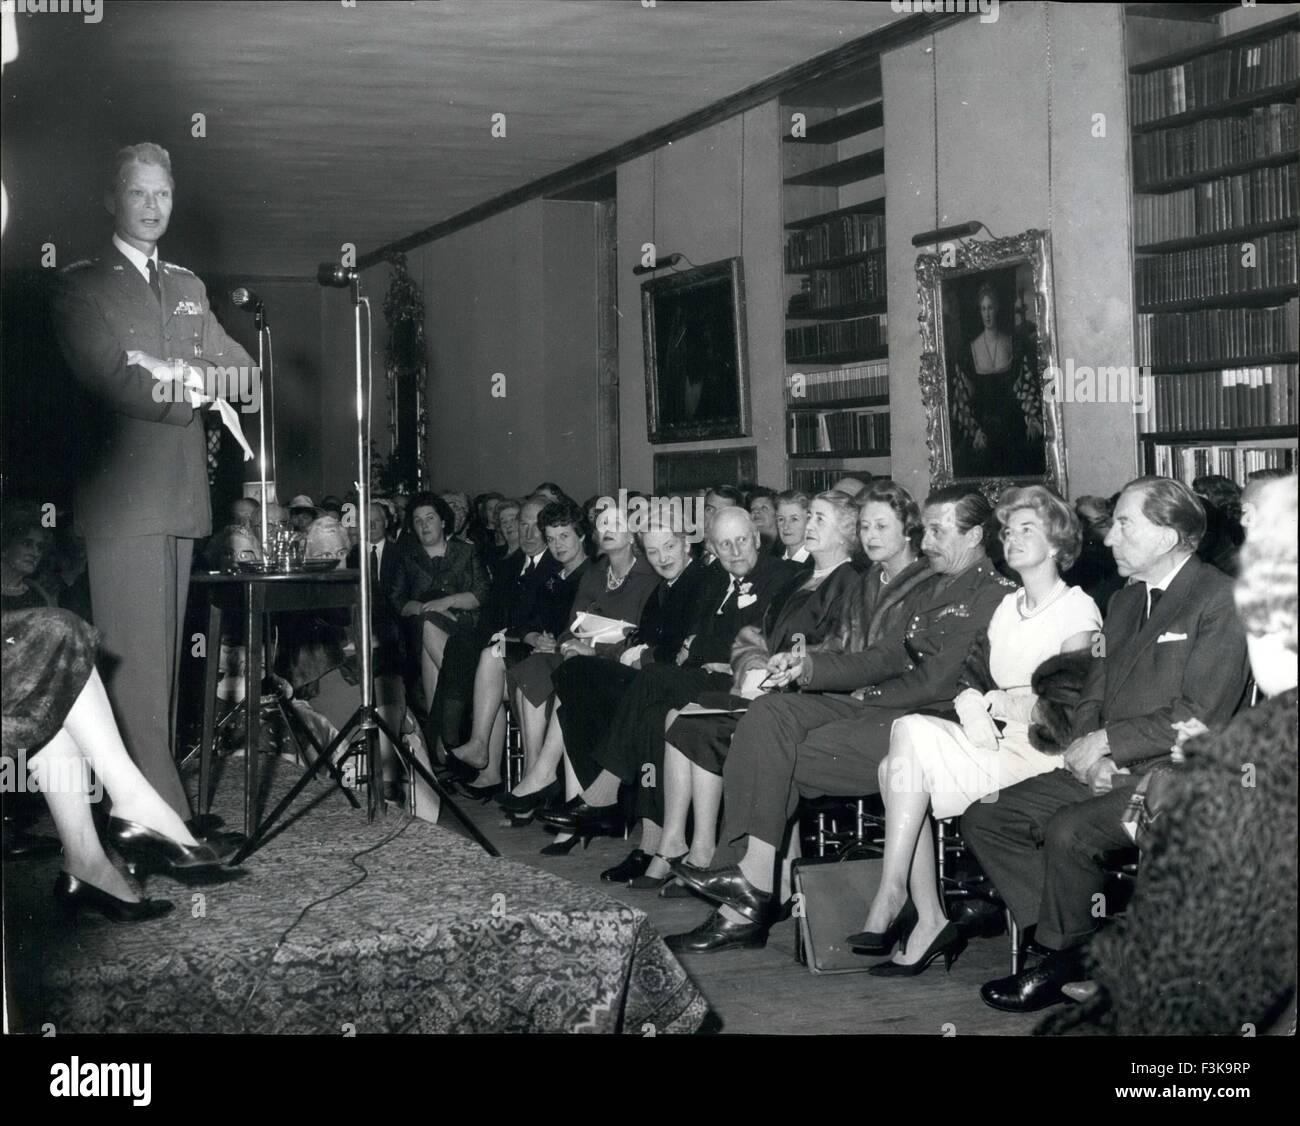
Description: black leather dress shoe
980,948,1086,1013
536,799,622,836
670,863,773,924
601,849,652,883
665,908,768,953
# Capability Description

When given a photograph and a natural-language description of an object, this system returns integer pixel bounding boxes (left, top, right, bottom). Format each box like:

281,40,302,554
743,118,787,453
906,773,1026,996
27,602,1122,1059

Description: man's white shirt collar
113,234,158,283
1149,551,1193,594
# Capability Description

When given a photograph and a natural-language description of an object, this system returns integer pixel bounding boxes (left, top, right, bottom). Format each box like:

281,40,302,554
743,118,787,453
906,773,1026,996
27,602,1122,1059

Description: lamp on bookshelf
632,251,690,276
910,220,990,248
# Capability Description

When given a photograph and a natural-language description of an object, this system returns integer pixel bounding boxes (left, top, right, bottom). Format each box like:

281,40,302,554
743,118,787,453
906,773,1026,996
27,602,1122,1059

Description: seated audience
288,494,322,532
773,489,812,564
1240,466,1291,531
495,497,522,558
1192,473,1244,576
832,475,871,498
963,476,1251,1013
854,486,1101,976
390,492,489,722
319,495,344,520
2,608,237,922
1065,493,1123,611
230,496,261,531
2,508,56,611
649,491,863,894
533,481,566,504
537,507,796,846
699,485,747,564
500,518,713,863
1046,474,1297,1035
439,490,473,543
665,485,1009,952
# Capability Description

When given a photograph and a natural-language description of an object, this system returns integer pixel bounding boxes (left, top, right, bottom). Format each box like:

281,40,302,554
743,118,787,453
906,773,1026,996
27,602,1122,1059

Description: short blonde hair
995,484,1082,570
1235,476,1298,653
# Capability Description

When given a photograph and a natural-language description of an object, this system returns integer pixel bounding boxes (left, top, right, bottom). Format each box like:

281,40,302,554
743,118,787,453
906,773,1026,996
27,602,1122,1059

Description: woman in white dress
852,485,1102,975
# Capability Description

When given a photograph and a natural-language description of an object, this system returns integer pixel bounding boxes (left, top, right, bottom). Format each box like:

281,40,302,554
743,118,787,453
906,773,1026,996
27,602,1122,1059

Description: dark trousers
84,534,193,819
720,691,901,848
590,663,729,825
553,657,639,790
961,769,1137,950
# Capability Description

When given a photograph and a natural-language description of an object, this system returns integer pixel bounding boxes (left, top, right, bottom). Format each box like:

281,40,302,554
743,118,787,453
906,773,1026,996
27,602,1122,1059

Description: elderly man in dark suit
668,485,1013,951
53,143,255,819
965,476,1251,1012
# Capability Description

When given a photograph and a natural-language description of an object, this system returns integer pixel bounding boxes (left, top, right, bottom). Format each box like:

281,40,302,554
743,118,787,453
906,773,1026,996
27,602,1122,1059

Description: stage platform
4,759,710,1035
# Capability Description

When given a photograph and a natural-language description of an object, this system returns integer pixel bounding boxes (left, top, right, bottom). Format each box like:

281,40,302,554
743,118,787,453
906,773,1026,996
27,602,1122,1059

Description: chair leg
1008,912,1022,975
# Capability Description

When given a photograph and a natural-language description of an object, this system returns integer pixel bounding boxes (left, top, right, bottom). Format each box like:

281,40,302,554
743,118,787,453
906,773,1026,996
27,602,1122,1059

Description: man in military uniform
667,485,1014,951
53,142,255,819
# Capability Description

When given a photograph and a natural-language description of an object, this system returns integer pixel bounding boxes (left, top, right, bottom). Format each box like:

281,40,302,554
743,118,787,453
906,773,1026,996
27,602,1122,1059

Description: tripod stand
230,270,497,864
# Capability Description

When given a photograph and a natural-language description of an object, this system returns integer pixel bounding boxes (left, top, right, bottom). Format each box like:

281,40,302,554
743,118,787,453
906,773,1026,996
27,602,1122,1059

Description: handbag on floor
792,848,884,975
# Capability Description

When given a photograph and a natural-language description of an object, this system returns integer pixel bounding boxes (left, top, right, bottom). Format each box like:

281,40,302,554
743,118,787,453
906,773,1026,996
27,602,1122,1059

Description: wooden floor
448,793,1044,1036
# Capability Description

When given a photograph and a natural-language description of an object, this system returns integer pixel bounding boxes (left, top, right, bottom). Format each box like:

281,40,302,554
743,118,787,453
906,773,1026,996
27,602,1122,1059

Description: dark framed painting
916,229,1066,494
641,257,751,444
653,447,757,496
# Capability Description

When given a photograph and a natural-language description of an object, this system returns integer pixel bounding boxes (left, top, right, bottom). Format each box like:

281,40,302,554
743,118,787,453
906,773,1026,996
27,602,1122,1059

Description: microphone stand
254,302,270,550
231,273,497,862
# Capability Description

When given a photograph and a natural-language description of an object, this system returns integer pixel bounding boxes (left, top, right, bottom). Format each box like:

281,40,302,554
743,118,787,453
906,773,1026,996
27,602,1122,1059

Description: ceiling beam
357,10,972,269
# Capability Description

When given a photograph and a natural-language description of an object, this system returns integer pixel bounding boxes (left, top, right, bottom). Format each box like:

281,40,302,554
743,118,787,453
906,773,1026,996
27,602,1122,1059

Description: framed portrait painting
641,257,751,444
916,229,1066,494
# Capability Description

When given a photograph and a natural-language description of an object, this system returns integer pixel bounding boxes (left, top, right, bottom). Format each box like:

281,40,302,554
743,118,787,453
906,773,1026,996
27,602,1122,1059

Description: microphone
230,287,264,310
317,263,358,288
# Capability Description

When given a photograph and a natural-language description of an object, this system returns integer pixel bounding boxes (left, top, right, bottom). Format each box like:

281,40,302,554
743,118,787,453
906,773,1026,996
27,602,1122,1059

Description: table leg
199,603,222,815
244,587,264,838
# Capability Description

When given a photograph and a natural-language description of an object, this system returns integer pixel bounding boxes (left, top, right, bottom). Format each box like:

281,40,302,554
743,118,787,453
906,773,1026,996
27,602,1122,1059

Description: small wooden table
190,569,361,836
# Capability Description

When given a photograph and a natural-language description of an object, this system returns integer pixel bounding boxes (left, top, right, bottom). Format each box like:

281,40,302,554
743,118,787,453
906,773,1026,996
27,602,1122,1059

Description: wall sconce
632,252,683,276
911,220,989,248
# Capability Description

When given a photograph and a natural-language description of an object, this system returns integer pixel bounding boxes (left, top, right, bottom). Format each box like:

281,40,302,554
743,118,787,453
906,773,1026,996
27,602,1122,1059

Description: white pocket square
737,594,757,608
1156,632,1188,643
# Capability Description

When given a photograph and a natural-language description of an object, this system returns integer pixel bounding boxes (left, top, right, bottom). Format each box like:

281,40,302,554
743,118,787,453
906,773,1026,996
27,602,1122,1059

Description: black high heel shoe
107,817,244,884
539,832,593,856
866,921,966,977
53,872,174,924
847,898,918,956
496,780,561,816
629,852,689,890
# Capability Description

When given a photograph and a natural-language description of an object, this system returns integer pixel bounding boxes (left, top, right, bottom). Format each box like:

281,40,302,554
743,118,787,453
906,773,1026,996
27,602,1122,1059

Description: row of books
788,256,887,314
1134,230,1296,307
1129,29,1298,127
1133,163,1297,246
1135,299,1298,367
790,463,886,493
785,360,889,405
786,313,888,362
785,212,886,270
1132,103,1295,189
1149,442,1296,488
1137,365,1298,433
788,408,890,456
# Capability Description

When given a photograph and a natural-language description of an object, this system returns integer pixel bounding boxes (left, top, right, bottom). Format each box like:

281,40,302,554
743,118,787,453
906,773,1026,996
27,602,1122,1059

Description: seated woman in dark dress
447,498,593,786
648,491,863,889
506,503,660,769
390,492,490,724
2,608,236,922
950,281,1044,478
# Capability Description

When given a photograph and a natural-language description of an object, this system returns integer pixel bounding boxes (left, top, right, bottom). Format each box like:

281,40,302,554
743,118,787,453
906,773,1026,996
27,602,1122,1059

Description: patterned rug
4,761,712,1034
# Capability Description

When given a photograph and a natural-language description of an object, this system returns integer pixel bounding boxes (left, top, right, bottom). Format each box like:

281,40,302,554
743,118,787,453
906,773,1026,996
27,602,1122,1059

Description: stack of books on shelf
785,212,886,270
1150,442,1296,487
1134,229,1296,306
1132,103,1296,188
787,257,886,314
1133,162,1297,245
785,313,888,362
1139,365,1298,433
788,408,889,456
785,360,889,404
1129,28,1298,127
789,462,883,494
1136,297,1298,366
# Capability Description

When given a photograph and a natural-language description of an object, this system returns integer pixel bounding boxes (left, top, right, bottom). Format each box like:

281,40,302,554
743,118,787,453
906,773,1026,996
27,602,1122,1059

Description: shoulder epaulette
160,261,195,275
61,257,96,273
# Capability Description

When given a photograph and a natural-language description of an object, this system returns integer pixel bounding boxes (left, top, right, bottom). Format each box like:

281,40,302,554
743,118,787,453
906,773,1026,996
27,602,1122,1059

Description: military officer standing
664,485,1013,950
53,143,255,819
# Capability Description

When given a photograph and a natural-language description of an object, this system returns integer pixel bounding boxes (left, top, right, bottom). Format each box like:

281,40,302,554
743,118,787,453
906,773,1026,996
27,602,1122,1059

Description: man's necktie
717,576,739,614
1141,585,1163,628
146,259,162,304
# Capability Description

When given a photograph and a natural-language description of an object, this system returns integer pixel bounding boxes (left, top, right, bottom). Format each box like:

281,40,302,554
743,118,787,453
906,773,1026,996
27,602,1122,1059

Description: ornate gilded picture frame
916,229,1066,494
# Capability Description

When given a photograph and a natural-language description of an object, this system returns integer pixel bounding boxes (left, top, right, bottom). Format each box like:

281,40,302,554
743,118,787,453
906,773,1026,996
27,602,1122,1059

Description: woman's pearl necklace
1017,578,1068,620
607,559,633,591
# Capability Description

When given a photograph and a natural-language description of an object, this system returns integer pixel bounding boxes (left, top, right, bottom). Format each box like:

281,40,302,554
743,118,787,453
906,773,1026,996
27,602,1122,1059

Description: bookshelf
781,67,890,494
1127,8,1299,487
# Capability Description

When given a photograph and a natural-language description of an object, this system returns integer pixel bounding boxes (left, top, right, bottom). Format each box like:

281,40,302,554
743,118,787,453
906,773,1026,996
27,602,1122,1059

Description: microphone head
230,287,255,307
317,263,358,287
